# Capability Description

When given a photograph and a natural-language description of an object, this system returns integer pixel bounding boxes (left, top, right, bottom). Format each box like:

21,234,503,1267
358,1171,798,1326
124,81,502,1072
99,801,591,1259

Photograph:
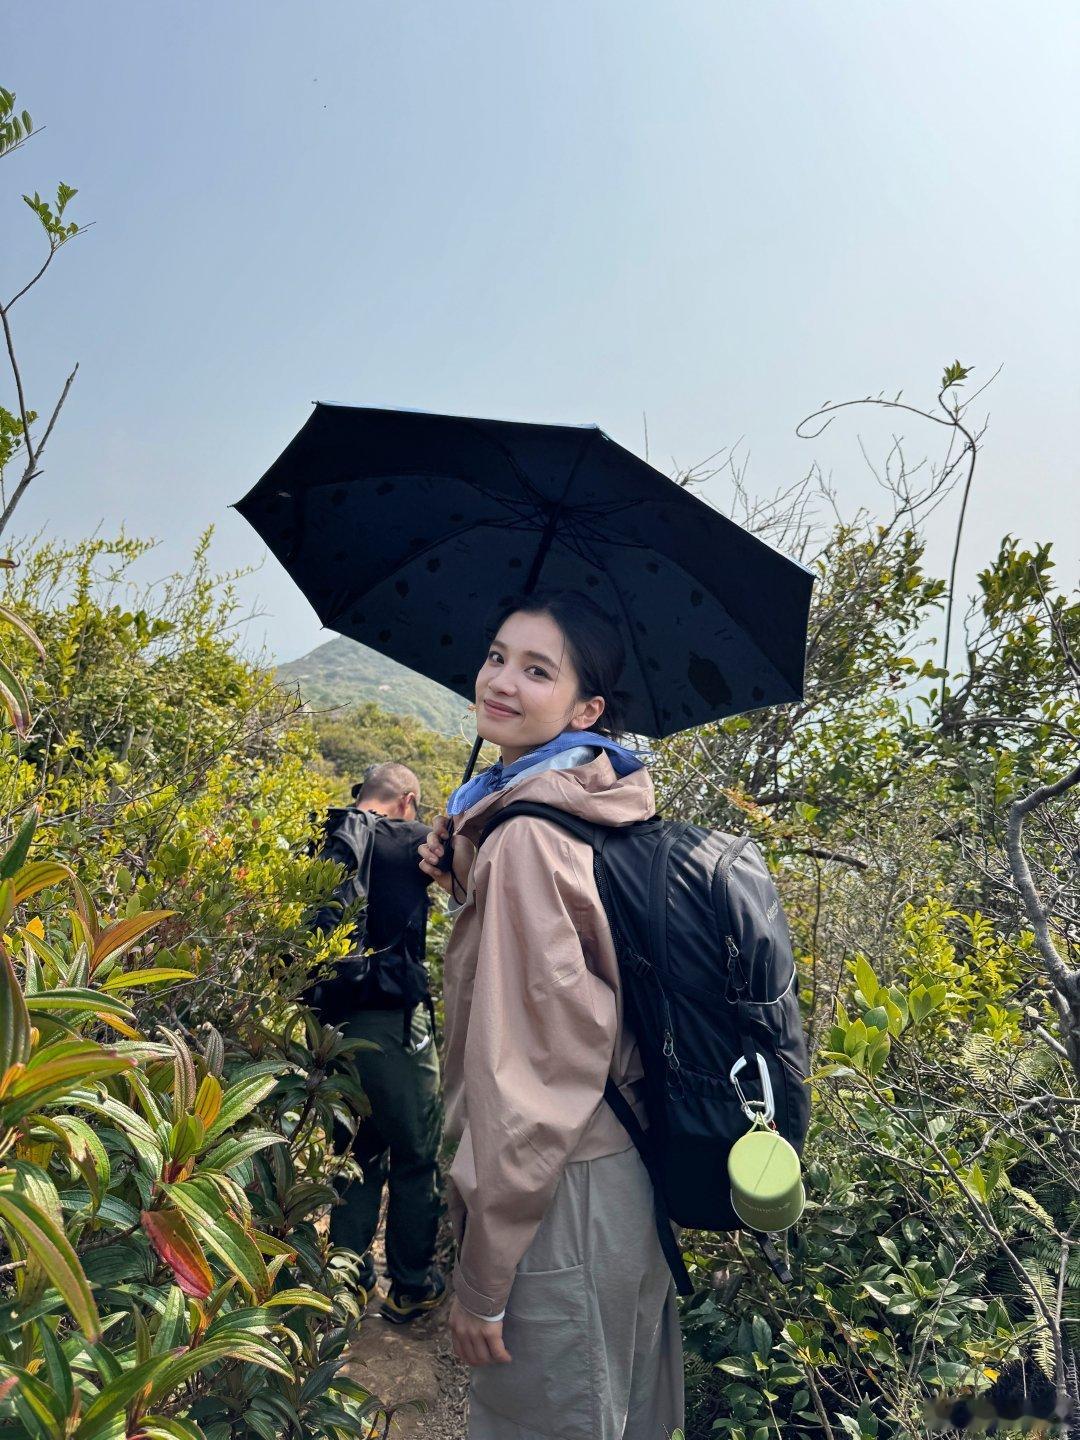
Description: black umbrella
235,404,813,755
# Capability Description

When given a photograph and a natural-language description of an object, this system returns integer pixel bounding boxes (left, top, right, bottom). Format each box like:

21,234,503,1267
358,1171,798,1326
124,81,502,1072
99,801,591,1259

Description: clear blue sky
5,0,1078,663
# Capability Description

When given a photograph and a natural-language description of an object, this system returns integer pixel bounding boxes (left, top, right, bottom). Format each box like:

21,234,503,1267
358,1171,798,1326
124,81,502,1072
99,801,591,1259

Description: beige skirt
468,1145,684,1440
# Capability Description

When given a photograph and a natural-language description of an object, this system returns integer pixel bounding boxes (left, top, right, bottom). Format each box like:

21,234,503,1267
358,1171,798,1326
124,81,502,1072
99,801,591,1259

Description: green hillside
276,634,471,737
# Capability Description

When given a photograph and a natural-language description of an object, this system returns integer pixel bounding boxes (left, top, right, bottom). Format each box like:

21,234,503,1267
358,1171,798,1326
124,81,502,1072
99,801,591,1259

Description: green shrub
0,546,393,1437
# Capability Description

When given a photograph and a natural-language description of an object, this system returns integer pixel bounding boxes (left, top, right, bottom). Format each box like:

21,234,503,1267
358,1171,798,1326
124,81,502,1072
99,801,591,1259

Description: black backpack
479,803,811,1295
308,808,431,1035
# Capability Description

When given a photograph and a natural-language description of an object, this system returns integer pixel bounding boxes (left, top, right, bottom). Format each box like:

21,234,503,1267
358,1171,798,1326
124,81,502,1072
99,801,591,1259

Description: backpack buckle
729,1052,775,1125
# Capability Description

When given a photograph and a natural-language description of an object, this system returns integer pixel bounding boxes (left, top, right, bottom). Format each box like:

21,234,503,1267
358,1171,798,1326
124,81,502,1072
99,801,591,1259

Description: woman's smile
482,699,520,719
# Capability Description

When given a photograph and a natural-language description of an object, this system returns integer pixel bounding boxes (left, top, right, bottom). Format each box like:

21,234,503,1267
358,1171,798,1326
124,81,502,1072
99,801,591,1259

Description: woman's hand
449,1296,511,1366
418,816,474,898
417,815,454,895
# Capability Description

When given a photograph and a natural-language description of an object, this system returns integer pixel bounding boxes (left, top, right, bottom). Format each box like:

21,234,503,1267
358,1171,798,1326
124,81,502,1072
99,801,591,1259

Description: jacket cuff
453,1266,510,1319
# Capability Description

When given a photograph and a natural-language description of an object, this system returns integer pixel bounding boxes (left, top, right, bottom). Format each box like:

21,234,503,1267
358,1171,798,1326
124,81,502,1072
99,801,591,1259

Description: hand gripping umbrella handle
436,819,455,874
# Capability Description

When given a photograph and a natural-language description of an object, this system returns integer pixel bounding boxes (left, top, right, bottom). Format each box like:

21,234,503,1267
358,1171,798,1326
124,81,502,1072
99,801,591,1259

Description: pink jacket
442,752,654,1318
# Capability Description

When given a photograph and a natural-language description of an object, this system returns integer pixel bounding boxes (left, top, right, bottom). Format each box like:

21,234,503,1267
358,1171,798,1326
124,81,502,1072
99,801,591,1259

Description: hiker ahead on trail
310,761,446,1325
419,592,684,1440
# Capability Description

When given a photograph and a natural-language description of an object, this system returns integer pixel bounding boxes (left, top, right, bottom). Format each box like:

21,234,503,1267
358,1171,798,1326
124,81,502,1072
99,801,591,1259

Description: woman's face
474,609,605,765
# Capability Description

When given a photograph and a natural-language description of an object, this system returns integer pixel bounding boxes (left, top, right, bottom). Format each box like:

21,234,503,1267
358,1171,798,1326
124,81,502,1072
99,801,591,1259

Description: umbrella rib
523,428,599,595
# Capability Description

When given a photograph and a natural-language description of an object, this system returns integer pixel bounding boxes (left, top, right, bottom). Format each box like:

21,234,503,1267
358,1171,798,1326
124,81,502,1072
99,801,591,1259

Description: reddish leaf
141,1208,213,1299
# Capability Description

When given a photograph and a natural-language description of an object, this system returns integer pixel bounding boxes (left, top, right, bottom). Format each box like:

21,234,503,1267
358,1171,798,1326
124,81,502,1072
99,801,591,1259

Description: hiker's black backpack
307,807,431,1028
479,803,811,1293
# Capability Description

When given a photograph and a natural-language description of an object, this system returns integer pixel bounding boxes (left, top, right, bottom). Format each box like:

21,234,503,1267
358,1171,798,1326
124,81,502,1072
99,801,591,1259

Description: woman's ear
570,694,605,731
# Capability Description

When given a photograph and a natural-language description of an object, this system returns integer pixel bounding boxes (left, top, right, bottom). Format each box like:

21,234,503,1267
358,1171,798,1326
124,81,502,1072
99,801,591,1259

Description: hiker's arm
449,821,617,1321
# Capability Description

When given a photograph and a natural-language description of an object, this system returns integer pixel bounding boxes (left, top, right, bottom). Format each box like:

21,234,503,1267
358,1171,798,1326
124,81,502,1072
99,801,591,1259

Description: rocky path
342,1285,468,1438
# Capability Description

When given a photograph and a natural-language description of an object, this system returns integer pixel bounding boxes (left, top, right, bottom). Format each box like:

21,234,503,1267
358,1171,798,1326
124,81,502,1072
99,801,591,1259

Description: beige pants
468,1146,684,1440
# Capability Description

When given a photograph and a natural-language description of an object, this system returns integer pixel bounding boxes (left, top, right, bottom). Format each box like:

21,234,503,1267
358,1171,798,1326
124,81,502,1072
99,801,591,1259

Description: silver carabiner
729,1052,775,1125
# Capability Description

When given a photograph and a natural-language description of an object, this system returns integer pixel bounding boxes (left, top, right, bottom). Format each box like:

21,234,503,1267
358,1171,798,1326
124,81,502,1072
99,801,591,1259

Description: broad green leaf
160,1029,196,1121
35,1321,74,1421
204,1306,279,1339
967,1162,988,1203
151,1286,188,1356
76,1354,186,1438
200,1129,283,1175
98,967,193,993
877,1234,903,1269
0,808,39,881
148,1334,293,1397
203,1073,279,1143
751,1315,773,1359
853,953,879,1006
0,1189,100,1339
4,1045,134,1121
60,1189,140,1229
0,941,31,1078
251,1228,297,1259
24,989,135,1019
5,1159,63,1227
264,1287,333,1312
866,1030,892,1076
167,1112,205,1166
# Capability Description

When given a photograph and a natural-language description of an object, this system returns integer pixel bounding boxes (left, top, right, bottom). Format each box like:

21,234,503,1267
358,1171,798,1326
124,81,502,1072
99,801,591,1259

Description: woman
418,590,684,1440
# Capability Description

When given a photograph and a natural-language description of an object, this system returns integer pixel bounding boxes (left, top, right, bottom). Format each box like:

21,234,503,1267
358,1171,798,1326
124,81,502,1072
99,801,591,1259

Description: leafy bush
659,391,1080,1438
0,544,397,1437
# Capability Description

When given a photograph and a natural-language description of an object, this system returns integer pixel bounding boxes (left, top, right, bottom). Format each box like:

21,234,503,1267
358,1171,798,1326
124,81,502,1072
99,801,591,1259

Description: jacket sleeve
450,820,618,1318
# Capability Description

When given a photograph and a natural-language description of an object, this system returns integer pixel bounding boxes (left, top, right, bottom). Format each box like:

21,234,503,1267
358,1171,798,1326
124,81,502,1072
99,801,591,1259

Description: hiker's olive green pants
468,1145,684,1440
330,1007,442,1293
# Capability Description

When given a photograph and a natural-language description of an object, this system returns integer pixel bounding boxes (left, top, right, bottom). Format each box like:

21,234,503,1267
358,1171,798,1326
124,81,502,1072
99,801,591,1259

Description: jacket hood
453,751,655,845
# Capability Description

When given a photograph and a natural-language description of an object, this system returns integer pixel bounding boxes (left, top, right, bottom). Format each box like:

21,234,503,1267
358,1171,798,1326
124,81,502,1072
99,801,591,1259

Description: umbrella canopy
235,404,813,740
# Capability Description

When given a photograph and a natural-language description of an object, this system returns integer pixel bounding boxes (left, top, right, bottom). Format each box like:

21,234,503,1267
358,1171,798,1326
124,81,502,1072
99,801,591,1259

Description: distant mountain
276,635,470,737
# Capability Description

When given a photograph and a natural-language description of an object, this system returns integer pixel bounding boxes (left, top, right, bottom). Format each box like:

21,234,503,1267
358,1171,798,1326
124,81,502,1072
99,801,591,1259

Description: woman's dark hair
486,589,630,740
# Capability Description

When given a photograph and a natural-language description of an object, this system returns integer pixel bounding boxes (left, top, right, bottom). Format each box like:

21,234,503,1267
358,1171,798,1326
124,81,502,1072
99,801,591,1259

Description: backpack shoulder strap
325,807,378,868
478,800,604,851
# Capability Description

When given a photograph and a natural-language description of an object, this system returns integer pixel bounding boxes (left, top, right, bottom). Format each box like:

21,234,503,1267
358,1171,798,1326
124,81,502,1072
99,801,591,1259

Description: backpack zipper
714,837,752,998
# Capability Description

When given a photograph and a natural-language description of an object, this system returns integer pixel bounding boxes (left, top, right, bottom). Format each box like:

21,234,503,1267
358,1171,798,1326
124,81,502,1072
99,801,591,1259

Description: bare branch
1007,761,1080,1079
0,364,78,539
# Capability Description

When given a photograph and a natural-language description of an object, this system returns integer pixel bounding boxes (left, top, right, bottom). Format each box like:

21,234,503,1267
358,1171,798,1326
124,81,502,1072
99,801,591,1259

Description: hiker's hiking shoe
379,1271,447,1324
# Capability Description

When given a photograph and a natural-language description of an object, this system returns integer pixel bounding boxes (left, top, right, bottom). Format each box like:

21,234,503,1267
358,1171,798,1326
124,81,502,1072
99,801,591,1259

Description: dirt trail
342,1282,468,1438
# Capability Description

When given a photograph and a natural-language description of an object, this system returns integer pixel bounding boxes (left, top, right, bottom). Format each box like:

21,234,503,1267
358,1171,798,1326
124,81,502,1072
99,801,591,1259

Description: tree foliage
0,539,399,1438
662,376,1079,1438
